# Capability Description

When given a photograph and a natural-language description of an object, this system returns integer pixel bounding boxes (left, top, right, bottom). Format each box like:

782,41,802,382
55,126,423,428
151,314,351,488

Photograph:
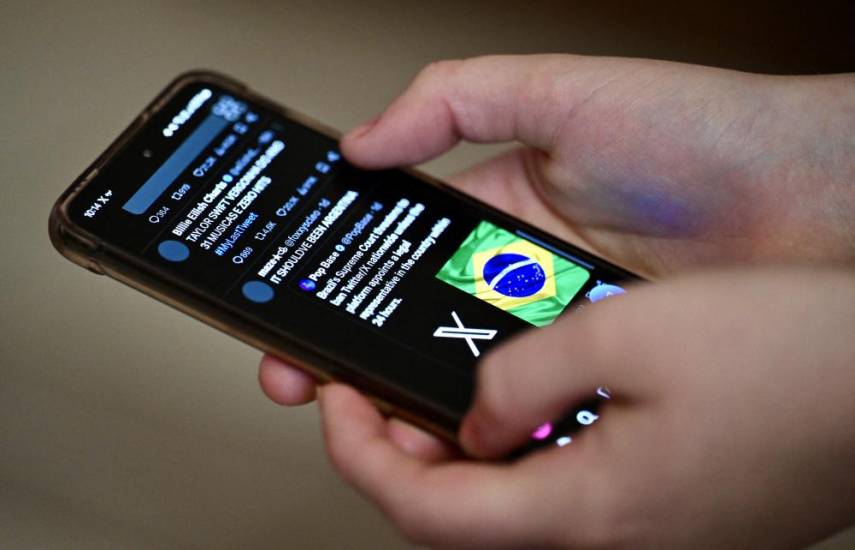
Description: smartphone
50,71,640,452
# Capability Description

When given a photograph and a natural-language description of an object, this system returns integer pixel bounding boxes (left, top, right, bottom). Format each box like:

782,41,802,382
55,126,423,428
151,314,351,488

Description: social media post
301,200,451,327
132,113,353,293
230,178,458,329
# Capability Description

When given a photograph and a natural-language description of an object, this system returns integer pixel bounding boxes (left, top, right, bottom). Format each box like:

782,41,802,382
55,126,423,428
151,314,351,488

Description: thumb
460,297,643,458
340,54,615,169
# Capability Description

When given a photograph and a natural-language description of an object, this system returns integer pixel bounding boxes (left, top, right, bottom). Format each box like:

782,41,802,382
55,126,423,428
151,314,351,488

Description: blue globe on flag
483,252,546,297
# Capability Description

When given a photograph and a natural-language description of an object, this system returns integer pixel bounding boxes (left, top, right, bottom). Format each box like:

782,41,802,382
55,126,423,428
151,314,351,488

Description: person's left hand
259,55,855,408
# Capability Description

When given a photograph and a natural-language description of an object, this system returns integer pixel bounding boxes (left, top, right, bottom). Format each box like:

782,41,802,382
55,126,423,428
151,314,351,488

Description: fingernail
343,114,381,141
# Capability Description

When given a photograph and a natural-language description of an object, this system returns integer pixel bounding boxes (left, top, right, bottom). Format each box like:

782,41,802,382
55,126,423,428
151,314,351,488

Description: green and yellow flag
436,221,590,327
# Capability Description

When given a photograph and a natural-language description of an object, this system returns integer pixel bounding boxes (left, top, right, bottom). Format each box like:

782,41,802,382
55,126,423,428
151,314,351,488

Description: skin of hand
257,55,855,547
314,269,855,549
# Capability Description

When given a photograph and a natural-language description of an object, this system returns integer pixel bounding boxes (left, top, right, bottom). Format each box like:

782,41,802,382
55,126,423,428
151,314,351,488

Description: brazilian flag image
436,221,590,327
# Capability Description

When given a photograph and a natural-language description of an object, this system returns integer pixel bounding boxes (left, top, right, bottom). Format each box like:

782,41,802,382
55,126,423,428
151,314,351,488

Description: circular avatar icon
482,253,546,297
157,240,190,262
298,278,316,292
242,280,275,303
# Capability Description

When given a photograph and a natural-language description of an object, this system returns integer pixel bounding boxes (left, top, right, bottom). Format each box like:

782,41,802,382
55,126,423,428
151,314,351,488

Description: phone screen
64,78,636,447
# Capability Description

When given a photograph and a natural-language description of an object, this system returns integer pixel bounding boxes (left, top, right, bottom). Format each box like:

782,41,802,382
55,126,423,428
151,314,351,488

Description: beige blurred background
1,1,853,548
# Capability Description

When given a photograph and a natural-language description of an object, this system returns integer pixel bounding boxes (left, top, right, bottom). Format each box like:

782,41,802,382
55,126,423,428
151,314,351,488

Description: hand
316,268,855,548
258,55,855,546
260,54,855,405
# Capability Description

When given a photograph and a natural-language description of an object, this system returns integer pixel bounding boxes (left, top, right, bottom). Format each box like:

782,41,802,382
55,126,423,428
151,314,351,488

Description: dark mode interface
70,83,632,446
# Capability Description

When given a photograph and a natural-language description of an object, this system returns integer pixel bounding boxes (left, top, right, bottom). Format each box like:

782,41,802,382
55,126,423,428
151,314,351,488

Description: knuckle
414,59,465,88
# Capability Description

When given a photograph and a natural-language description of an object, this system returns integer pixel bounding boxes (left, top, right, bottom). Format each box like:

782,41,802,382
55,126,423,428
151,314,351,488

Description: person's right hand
259,54,855,407
315,267,855,549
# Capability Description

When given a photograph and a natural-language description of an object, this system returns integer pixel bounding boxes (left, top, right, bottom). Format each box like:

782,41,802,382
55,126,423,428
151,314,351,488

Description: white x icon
433,311,497,357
